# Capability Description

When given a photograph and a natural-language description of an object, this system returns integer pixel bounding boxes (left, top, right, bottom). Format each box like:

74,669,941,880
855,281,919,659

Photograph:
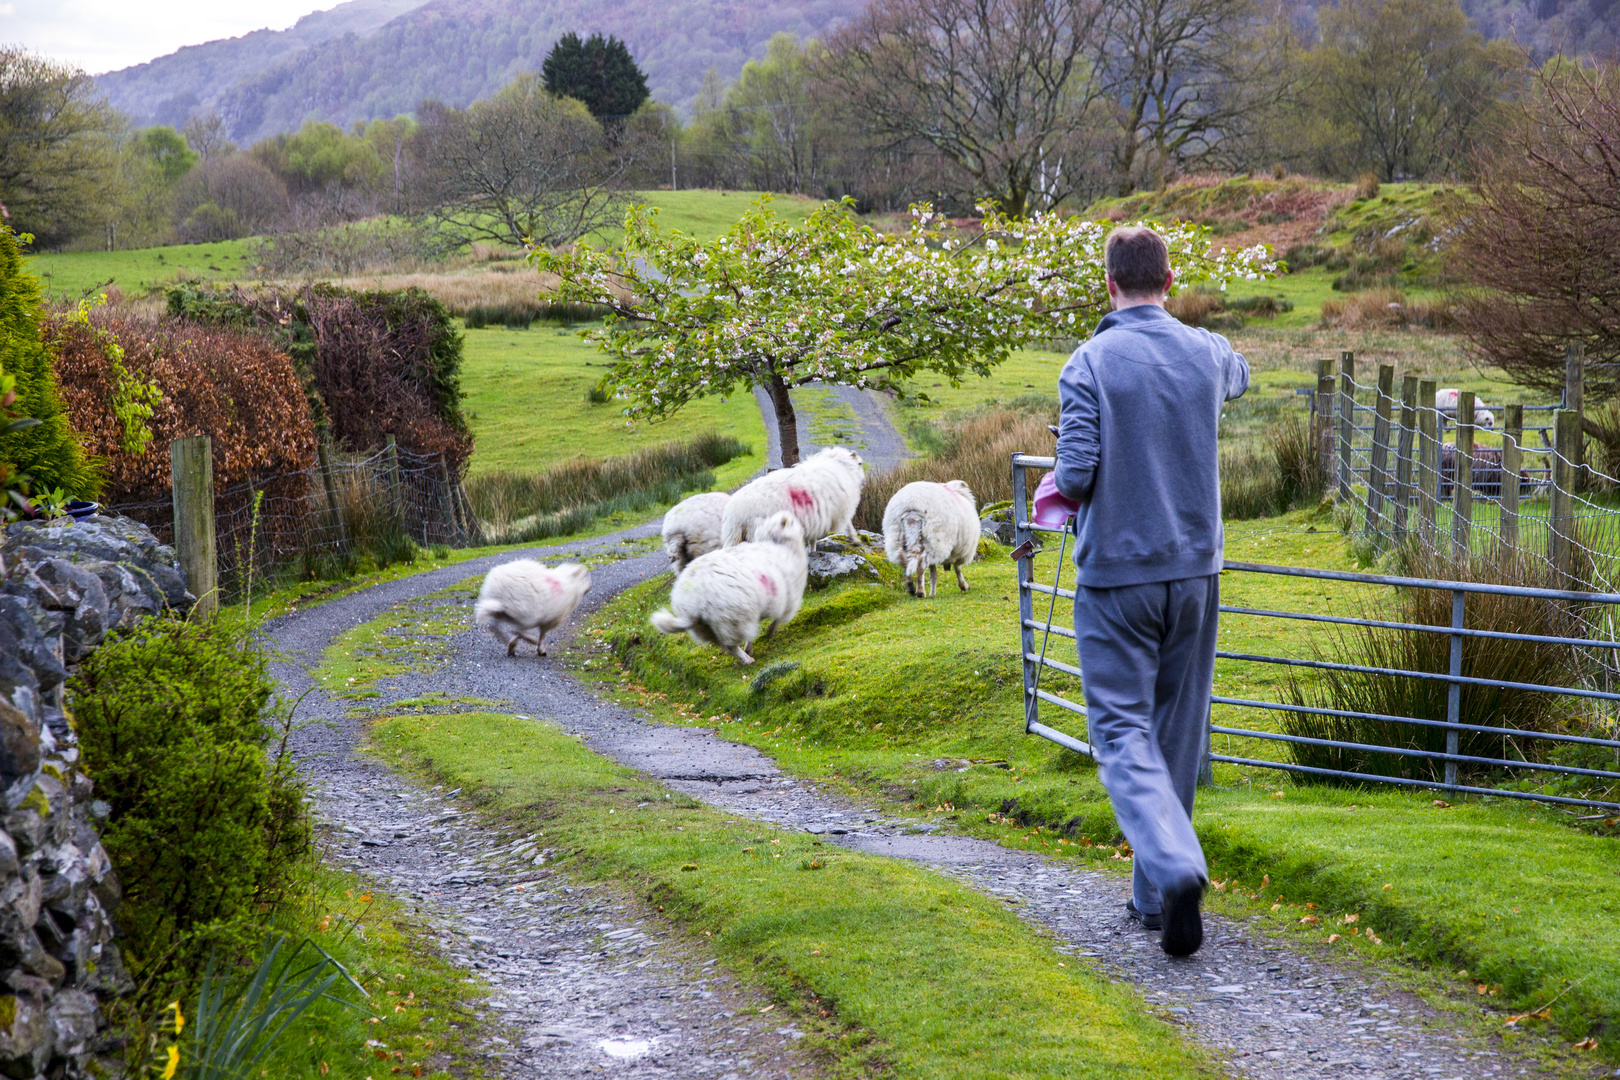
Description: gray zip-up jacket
1054,304,1249,589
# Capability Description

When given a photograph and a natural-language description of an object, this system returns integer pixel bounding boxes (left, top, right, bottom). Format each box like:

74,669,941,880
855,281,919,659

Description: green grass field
459,322,766,483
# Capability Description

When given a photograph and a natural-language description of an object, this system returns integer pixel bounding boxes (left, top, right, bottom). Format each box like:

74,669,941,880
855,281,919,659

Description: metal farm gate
1010,453,1620,812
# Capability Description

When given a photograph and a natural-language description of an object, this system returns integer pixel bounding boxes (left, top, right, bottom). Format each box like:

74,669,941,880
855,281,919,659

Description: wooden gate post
1566,342,1585,491
384,435,404,525
1417,380,1439,544
170,436,217,619
1365,364,1395,539
1550,409,1579,583
1392,375,1418,540
1337,351,1355,501
1451,392,1476,561
1315,370,1337,490
1500,405,1522,552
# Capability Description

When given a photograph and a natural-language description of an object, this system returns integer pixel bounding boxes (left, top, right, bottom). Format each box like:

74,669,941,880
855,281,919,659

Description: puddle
600,1037,652,1059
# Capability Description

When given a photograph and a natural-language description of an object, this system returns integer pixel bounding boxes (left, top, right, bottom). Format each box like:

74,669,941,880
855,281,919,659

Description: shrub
855,406,1057,533
48,308,317,506
1354,171,1381,200
167,283,473,473
68,617,310,992
0,222,97,498
1281,548,1589,785
1164,289,1234,329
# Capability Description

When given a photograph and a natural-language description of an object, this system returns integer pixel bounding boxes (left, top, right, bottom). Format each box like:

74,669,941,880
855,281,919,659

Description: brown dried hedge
49,310,316,506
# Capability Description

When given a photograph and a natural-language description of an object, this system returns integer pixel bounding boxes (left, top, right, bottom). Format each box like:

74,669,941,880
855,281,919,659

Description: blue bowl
64,500,100,521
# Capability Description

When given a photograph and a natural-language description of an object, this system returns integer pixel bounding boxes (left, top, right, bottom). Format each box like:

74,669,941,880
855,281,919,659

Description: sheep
1436,388,1496,429
650,511,808,665
474,560,592,657
720,446,865,551
662,491,730,572
882,480,980,597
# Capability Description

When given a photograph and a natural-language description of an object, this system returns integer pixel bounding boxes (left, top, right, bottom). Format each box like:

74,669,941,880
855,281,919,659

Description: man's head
1104,226,1173,309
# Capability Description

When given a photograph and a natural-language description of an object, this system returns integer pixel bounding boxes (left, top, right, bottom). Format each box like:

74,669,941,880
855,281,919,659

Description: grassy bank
580,520,1620,1063
361,706,1217,1080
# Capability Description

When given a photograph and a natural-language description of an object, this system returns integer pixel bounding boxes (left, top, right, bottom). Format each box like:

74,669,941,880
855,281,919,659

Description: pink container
1032,471,1079,529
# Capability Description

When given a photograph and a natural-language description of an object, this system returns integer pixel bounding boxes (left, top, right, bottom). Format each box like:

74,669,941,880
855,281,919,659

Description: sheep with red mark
882,480,980,597
662,491,730,572
1436,388,1496,429
720,446,865,550
650,511,808,664
474,560,592,658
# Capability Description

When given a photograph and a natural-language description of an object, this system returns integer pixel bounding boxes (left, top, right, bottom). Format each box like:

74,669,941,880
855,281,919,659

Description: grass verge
578,522,1620,1066
361,707,1216,1080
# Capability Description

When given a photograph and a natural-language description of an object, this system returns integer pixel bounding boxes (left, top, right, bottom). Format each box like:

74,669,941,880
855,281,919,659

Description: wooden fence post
170,436,217,619
315,441,349,550
1365,364,1395,539
1451,392,1476,561
1566,342,1585,491
1337,351,1355,501
1315,371,1336,490
1550,409,1578,583
435,454,462,544
384,434,404,526
1417,380,1439,544
1393,375,1418,540
1500,404,1522,552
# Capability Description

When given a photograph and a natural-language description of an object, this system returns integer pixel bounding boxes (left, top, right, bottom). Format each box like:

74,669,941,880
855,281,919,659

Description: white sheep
474,560,592,657
882,480,980,597
1436,388,1496,429
720,446,864,551
650,511,808,665
662,491,730,572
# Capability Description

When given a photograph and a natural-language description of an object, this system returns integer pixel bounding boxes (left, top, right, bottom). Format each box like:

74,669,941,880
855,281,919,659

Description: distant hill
96,0,863,143
95,0,433,130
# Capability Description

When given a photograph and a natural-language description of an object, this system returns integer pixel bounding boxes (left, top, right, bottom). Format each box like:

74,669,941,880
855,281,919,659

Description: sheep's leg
728,645,755,665
955,564,969,591
765,619,780,638
928,565,938,598
535,628,547,657
505,632,518,657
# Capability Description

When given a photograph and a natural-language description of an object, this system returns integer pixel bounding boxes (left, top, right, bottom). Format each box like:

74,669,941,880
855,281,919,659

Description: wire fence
110,443,478,599
1011,453,1620,811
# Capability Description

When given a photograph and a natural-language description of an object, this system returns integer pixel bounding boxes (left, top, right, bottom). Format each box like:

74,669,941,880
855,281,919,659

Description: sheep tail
473,598,503,626
650,609,691,634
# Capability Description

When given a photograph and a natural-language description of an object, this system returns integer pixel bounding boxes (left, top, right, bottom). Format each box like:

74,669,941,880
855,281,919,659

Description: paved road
267,525,1557,1080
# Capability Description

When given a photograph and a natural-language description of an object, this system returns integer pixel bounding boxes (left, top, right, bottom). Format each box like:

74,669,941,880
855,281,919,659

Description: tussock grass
856,406,1057,532
466,432,750,545
1221,412,1324,520
1320,288,1455,330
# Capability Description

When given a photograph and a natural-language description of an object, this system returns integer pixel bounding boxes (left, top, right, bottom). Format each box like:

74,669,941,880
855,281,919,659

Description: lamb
474,560,592,657
1436,388,1496,429
650,511,808,665
882,480,980,597
662,491,730,572
720,446,865,550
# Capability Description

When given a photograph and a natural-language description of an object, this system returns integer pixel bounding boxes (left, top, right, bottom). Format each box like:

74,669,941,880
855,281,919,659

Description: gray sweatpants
1073,574,1218,915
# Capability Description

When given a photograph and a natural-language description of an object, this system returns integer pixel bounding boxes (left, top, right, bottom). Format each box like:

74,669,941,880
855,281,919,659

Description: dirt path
753,385,912,472
269,525,1555,1080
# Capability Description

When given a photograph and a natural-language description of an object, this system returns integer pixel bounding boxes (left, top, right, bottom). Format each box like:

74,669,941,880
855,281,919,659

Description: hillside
96,0,863,142
94,0,432,130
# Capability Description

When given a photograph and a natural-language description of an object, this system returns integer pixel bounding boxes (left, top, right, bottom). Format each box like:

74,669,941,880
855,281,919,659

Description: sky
2,0,334,74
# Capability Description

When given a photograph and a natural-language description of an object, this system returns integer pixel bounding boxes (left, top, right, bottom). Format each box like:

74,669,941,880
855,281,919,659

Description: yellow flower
169,1000,185,1035
161,1045,180,1079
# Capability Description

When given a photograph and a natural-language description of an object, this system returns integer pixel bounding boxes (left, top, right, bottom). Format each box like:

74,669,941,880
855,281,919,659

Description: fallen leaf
1433,800,1451,809
1342,913,1359,924
1270,903,1282,912
319,1063,329,1076
1271,791,1285,799
760,1005,775,1014
1305,902,1317,910
374,1049,390,1061
360,892,373,903
1328,933,1342,943
1366,932,1383,945
1212,879,1228,891
1574,1038,1598,1051
1300,915,1320,925
1260,875,1270,888
1382,883,1393,891
1477,984,1489,996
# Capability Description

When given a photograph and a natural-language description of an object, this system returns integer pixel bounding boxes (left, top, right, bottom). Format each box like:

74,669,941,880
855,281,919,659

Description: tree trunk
766,374,801,468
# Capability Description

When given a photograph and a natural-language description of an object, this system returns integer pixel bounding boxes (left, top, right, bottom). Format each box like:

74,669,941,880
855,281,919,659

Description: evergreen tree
541,32,650,120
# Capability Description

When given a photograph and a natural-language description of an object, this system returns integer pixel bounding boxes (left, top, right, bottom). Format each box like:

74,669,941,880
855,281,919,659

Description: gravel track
753,385,912,472
268,523,1563,1080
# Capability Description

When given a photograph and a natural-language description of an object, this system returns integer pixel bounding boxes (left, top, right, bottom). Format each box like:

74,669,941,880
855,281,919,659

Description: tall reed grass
467,432,751,545
854,406,1059,532
1281,547,1594,784
1221,413,1323,519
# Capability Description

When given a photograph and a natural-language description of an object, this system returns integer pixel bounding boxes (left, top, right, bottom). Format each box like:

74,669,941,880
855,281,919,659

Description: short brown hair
1105,227,1171,296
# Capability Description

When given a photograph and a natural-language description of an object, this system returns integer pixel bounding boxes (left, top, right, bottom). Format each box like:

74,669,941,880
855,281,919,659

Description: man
1053,226,1249,957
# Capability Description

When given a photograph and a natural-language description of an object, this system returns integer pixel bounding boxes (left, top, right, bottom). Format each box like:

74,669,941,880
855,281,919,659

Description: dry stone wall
0,516,194,1079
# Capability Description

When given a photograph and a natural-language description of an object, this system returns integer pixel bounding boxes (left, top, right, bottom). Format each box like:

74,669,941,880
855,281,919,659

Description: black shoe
1125,899,1162,931
1160,880,1205,957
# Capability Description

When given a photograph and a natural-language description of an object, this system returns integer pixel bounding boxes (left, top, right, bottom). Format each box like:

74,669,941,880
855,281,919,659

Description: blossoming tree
533,198,1274,466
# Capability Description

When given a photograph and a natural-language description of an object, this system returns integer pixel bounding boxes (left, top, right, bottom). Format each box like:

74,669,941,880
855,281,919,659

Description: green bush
0,222,97,497
69,618,310,992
